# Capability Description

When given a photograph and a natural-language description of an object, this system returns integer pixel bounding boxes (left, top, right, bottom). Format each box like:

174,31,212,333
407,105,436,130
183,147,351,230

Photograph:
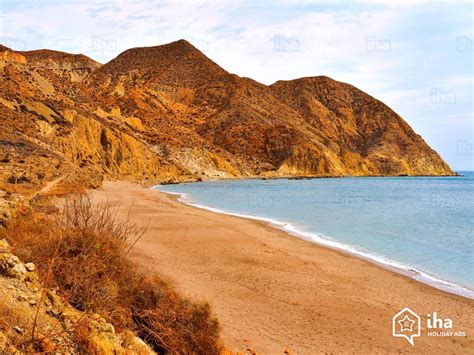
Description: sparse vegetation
1,194,221,354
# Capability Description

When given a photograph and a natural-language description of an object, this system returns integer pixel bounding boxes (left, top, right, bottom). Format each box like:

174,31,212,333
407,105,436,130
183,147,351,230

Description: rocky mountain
21,49,101,82
0,39,453,196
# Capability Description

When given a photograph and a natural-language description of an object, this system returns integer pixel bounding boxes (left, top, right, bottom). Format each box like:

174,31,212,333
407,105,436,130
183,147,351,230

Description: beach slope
92,181,473,354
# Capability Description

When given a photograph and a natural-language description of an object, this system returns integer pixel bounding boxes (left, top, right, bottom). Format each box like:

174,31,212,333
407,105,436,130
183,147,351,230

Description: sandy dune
92,181,473,354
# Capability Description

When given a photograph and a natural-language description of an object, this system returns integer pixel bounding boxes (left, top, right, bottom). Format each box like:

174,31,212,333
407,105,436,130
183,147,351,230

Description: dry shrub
1,194,221,354
131,276,220,354
3,196,143,313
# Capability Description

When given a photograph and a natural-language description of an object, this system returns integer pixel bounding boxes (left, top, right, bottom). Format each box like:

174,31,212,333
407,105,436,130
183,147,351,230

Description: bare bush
60,194,146,248
132,276,221,354
1,193,221,354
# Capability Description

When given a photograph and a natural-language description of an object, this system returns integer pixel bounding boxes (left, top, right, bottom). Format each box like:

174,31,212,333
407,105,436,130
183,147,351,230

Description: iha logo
392,308,466,346
427,312,452,329
392,308,420,346
426,312,465,337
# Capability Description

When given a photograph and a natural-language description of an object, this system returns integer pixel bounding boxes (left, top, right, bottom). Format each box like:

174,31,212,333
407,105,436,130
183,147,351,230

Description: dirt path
31,174,68,198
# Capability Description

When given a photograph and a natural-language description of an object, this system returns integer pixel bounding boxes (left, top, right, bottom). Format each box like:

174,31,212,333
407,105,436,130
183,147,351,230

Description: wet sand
92,181,473,354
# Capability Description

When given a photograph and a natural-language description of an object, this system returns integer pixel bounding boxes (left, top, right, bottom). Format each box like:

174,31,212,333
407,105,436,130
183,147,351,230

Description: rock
119,330,155,354
46,290,64,308
10,263,27,277
0,239,10,253
46,308,62,317
13,326,23,334
7,255,19,267
78,315,123,354
29,286,39,293
25,262,35,272
1,253,28,277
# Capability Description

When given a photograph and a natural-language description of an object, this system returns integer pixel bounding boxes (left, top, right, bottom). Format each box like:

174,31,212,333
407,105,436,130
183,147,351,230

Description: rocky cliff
0,39,454,196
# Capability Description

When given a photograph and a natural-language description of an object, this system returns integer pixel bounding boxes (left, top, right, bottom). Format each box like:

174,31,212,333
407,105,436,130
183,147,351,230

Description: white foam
155,187,474,299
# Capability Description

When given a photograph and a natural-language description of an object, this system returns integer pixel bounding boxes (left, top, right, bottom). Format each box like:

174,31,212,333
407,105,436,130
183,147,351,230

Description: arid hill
0,39,453,196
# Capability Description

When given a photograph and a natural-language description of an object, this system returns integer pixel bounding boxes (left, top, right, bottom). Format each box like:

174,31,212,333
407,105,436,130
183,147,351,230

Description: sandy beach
92,181,473,354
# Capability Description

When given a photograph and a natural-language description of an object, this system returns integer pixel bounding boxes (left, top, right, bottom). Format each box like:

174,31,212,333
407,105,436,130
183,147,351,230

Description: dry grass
0,301,32,351
131,275,220,353
1,194,221,354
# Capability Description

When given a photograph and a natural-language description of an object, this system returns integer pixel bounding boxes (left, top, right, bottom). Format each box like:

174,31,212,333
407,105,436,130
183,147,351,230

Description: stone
119,331,155,354
79,316,123,354
7,255,19,267
13,326,23,334
11,263,26,276
0,239,10,253
47,308,62,317
25,262,35,272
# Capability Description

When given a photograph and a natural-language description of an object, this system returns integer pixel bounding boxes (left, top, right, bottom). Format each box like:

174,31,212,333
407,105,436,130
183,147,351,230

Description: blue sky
1,0,472,170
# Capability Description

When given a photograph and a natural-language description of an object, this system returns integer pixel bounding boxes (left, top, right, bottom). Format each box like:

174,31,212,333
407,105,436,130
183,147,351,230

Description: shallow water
156,172,474,298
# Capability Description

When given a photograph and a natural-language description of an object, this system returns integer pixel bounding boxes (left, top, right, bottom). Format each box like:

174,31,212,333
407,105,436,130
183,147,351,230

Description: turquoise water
156,172,474,298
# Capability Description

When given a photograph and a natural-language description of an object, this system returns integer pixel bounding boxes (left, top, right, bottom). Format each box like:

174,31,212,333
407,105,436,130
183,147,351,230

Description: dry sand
92,181,473,354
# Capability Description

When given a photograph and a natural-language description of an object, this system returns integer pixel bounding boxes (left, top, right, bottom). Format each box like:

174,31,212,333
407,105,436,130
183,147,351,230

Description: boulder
25,262,36,272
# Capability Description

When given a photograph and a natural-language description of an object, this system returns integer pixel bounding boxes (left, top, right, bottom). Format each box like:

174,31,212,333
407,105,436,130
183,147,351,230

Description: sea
155,172,474,299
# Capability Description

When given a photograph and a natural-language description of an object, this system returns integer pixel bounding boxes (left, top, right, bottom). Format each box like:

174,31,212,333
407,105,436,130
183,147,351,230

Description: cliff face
0,40,453,194
270,77,452,175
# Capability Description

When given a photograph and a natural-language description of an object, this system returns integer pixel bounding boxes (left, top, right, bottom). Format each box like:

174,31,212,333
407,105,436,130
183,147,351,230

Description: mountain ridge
0,39,454,197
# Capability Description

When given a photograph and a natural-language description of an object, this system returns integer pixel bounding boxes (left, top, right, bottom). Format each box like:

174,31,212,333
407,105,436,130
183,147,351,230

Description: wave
155,188,474,300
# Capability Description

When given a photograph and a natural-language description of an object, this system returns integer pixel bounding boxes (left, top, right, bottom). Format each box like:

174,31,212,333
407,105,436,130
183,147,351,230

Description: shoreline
92,181,473,353
157,188,474,300
161,172,461,185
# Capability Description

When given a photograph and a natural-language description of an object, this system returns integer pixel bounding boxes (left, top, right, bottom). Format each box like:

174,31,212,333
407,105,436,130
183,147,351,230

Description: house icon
392,307,421,346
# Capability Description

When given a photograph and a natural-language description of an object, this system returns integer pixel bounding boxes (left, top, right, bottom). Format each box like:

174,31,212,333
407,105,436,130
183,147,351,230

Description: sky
0,0,472,170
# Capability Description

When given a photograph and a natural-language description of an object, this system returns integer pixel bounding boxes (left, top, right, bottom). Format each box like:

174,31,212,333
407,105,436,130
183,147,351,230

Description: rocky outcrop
0,239,155,354
0,48,27,65
21,49,101,82
0,192,25,227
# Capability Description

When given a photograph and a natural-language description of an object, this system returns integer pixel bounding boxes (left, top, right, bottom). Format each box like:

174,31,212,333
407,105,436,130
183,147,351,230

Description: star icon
398,314,416,332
